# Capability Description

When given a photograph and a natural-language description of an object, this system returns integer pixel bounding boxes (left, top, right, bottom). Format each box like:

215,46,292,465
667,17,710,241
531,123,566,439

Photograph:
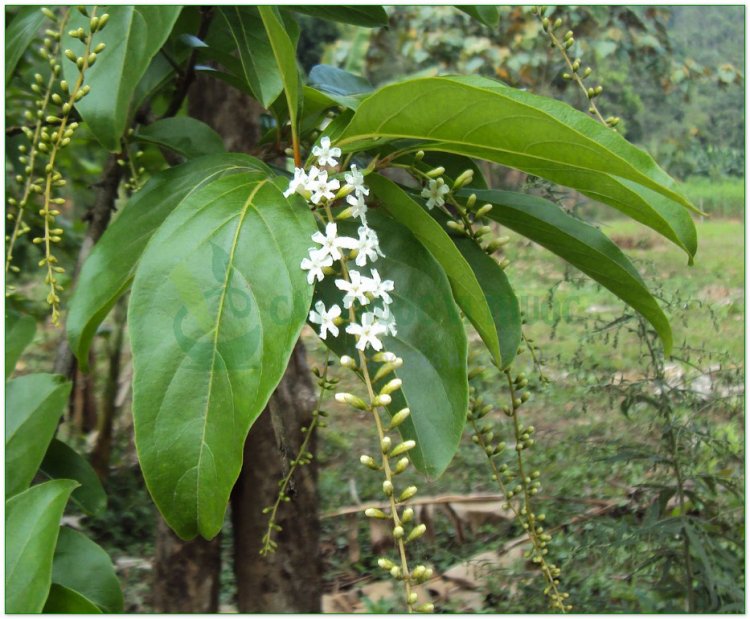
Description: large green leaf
5,480,78,613
314,212,468,477
5,6,45,85
309,64,372,98
288,6,388,28
457,6,500,27
43,584,102,613
50,527,123,613
367,174,508,368
40,439,107,516
5,311,36,379
6,374,72,498
130,173,317,539
67,153,269,371
218,7,282,107
62,6,182,151
259,7,301,149
338,76,698,258
135,117,225,159
466,189,673,354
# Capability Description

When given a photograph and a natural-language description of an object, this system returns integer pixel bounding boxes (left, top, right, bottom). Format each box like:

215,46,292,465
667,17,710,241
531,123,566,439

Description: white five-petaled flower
335,269,373,309
300,248,333,285
352,225,384,267
312,136,342,167
309,169,340,205
344,164,369,197
421,178,450,209
346,311,388,351
312,222,356,261
308,300,341,339
284,167,308,198
367,268,394,305
374,304,398,336
346,192,368,223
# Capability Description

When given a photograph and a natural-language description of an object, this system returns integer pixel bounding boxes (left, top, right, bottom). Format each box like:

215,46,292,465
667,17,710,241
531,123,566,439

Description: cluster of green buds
260,356,337,556
6,7,108,324
466,355,571,612
118,142,147,193
532,6,617,130
404,152,512,272
336,352,433,613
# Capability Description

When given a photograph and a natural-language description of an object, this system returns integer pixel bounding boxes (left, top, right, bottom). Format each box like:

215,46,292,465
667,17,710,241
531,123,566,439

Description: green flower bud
372,394,391,407
339,355,357,369
389,440,416,458
406,523,427,543
466,193,477,209
380,436,392,453
388,407,411,429
98,13,110,29
475,203,494,218
378,557,394,570
398,485,417,502
407,592,418,605
381,378,402,395
390,566,402,579
414,150,424,161
393,457,410,475
382,480,394,496
401,507,414,523
365,508,388,519
359,454,380,470
452,168,474,189
335,392,368,410
392,525,404,539
425,166,445,178
373,351,397,363
416,603,434,613
64,49,77,62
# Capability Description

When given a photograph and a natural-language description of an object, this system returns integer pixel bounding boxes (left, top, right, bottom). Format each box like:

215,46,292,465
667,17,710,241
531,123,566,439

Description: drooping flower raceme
288,137,396,353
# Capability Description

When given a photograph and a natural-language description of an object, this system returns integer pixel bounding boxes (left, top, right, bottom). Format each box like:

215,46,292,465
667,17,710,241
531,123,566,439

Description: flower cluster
289,137,396,353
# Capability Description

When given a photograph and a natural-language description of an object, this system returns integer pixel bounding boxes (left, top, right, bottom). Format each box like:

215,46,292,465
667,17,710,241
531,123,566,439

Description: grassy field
310,217,745,612
681,176,744,218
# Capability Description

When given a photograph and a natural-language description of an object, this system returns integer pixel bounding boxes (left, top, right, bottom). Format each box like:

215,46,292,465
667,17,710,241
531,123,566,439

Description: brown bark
152,517,221,613
231,342,321,612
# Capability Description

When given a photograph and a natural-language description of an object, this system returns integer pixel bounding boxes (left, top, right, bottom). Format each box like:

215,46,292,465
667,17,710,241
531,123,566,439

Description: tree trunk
152,517,221,612
231,343,321,612
150,73,322,613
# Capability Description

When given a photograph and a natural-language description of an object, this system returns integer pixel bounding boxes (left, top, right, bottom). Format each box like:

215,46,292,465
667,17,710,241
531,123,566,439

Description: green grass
680,176,744,218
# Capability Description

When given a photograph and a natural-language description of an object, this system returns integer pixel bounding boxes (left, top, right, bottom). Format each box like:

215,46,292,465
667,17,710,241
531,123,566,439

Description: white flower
312,222,356,261
421,178,450,209
312,136,342,167
367,268,394,305
300,248,333,285
344,164,369,197
309,169,340,205
284,167,308,198
308,300,341,339
346,192,368,223
352,225,384,267
374,305,397,336
335,269,373,309
346,312,388,351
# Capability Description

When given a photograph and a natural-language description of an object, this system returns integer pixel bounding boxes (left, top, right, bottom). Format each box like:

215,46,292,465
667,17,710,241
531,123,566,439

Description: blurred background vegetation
7,5,744,614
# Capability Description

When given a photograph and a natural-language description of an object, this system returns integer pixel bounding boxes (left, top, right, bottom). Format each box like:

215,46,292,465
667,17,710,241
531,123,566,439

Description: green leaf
40,439,107,516
5,480,78,613
5,6,45,85
431,209,521,368
259,7,301,150
5,311,36,379
466,189,673,354
338,76,698,257
129,173,317,539
367,174,507,368
135,117,225,159
67,153,269,371
62,7,182,151
43,583,102,613
50,527,123,613
309,64,373,97
287,6,388,28
218,7,283,107
314,212,468,477
6,374,72,498
457,6,500,27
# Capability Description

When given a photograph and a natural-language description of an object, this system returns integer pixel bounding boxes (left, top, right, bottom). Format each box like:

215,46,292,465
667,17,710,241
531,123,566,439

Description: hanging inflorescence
533,5,620,130
268,137,433,612
6,6,109,324
467,352,571,613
